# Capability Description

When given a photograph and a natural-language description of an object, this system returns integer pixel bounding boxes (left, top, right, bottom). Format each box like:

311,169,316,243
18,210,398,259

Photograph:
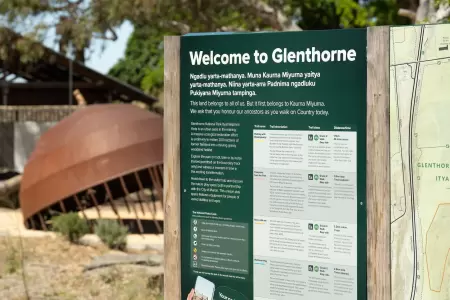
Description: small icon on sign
193,254,198,261
308,134,313,141
193,219,198,225
314,224,319,230
193,226,197,232
314,174,319,180
314,135,319,141
308,174,313,180
308,265,314,272
193,241,198,246
308,223,313,230
314,266,319,272
193,233,197,239
193,248,197,253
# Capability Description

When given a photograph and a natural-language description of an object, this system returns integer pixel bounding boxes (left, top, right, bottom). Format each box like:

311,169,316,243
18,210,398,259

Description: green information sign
180,29,367,300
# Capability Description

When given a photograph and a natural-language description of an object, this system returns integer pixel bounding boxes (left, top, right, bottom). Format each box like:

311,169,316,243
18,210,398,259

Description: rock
78,234,164,253
78,234,101,247
106,250,128,256
83,253,163,272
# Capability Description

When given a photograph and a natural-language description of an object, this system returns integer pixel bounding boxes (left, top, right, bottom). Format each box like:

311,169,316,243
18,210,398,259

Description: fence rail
0,106,79,122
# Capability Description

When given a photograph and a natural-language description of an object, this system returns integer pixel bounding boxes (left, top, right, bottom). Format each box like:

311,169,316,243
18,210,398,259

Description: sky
83,21,134,74
1,14,134,75
40,21,134,75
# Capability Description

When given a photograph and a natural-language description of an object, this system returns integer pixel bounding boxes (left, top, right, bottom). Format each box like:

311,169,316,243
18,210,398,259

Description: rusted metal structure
19,103,163,233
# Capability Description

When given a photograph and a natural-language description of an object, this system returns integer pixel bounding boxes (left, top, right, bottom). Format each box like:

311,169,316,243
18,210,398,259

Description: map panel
391,24,450,300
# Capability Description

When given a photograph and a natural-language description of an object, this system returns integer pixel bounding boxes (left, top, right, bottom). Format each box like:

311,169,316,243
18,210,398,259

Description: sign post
164,35,182,300
366,27,390,300
164,27,390,300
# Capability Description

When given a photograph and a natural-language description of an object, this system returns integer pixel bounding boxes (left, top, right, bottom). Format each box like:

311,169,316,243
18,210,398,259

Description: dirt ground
0,236,163,300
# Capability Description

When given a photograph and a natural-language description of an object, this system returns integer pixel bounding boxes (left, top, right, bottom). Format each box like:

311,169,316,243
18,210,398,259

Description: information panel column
180,29,367,300
253,129,357,299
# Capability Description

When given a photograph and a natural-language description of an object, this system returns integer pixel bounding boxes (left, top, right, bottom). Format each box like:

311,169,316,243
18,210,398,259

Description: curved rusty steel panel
19,103,163,225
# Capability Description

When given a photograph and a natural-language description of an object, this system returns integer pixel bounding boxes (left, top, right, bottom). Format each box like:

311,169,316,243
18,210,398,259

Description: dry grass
0,236,163,300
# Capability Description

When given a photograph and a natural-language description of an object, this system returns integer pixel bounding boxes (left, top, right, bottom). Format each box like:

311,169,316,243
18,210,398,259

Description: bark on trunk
400,0,450,23
0,175,22,196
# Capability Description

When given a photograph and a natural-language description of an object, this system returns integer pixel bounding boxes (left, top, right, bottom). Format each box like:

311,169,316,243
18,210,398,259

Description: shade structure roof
0,27,158,106
19,103,163,224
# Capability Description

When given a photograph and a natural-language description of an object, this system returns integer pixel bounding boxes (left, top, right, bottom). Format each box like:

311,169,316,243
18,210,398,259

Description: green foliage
0,0,296,63
94,219,128,250
5,243,20,274
141,57,164,97
368,0,412,26
108,25,169,98
51,213,90,243
0,27,45,64
294,0,367,29
108,0,413,104
292,0,412,29
0,0,415,96
0,0,126,62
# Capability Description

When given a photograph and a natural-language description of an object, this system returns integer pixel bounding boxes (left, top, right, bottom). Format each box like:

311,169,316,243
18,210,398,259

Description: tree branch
434,3,450,22
250,0,302,31
219,26,246,32
398,8,417,21
0,175,22,197
403,0,450,24
158,20,191,34
92,28,118,41
415,0,432,23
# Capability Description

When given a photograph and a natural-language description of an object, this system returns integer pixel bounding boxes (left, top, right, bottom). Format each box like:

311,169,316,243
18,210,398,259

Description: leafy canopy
0,0,414,101
108,0,411,100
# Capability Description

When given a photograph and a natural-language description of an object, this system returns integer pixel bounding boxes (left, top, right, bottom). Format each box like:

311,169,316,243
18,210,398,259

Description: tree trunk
0,174,22,196
400,0,450,23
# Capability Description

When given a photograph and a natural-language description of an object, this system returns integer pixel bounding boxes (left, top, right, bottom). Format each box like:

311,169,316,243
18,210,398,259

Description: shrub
5,243,20,274
51,212,90,243
94,220,128,250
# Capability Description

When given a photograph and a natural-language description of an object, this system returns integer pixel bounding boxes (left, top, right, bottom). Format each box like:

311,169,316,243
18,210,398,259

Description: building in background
0,27,163,234
0,26,158,175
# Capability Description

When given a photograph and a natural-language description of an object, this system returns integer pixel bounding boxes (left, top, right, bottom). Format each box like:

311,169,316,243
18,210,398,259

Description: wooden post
366,26,391,300
164,35,181,300
73,89,86,106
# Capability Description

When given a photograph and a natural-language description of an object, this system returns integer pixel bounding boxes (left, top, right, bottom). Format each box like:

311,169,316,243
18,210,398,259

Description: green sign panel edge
179,28,367,300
